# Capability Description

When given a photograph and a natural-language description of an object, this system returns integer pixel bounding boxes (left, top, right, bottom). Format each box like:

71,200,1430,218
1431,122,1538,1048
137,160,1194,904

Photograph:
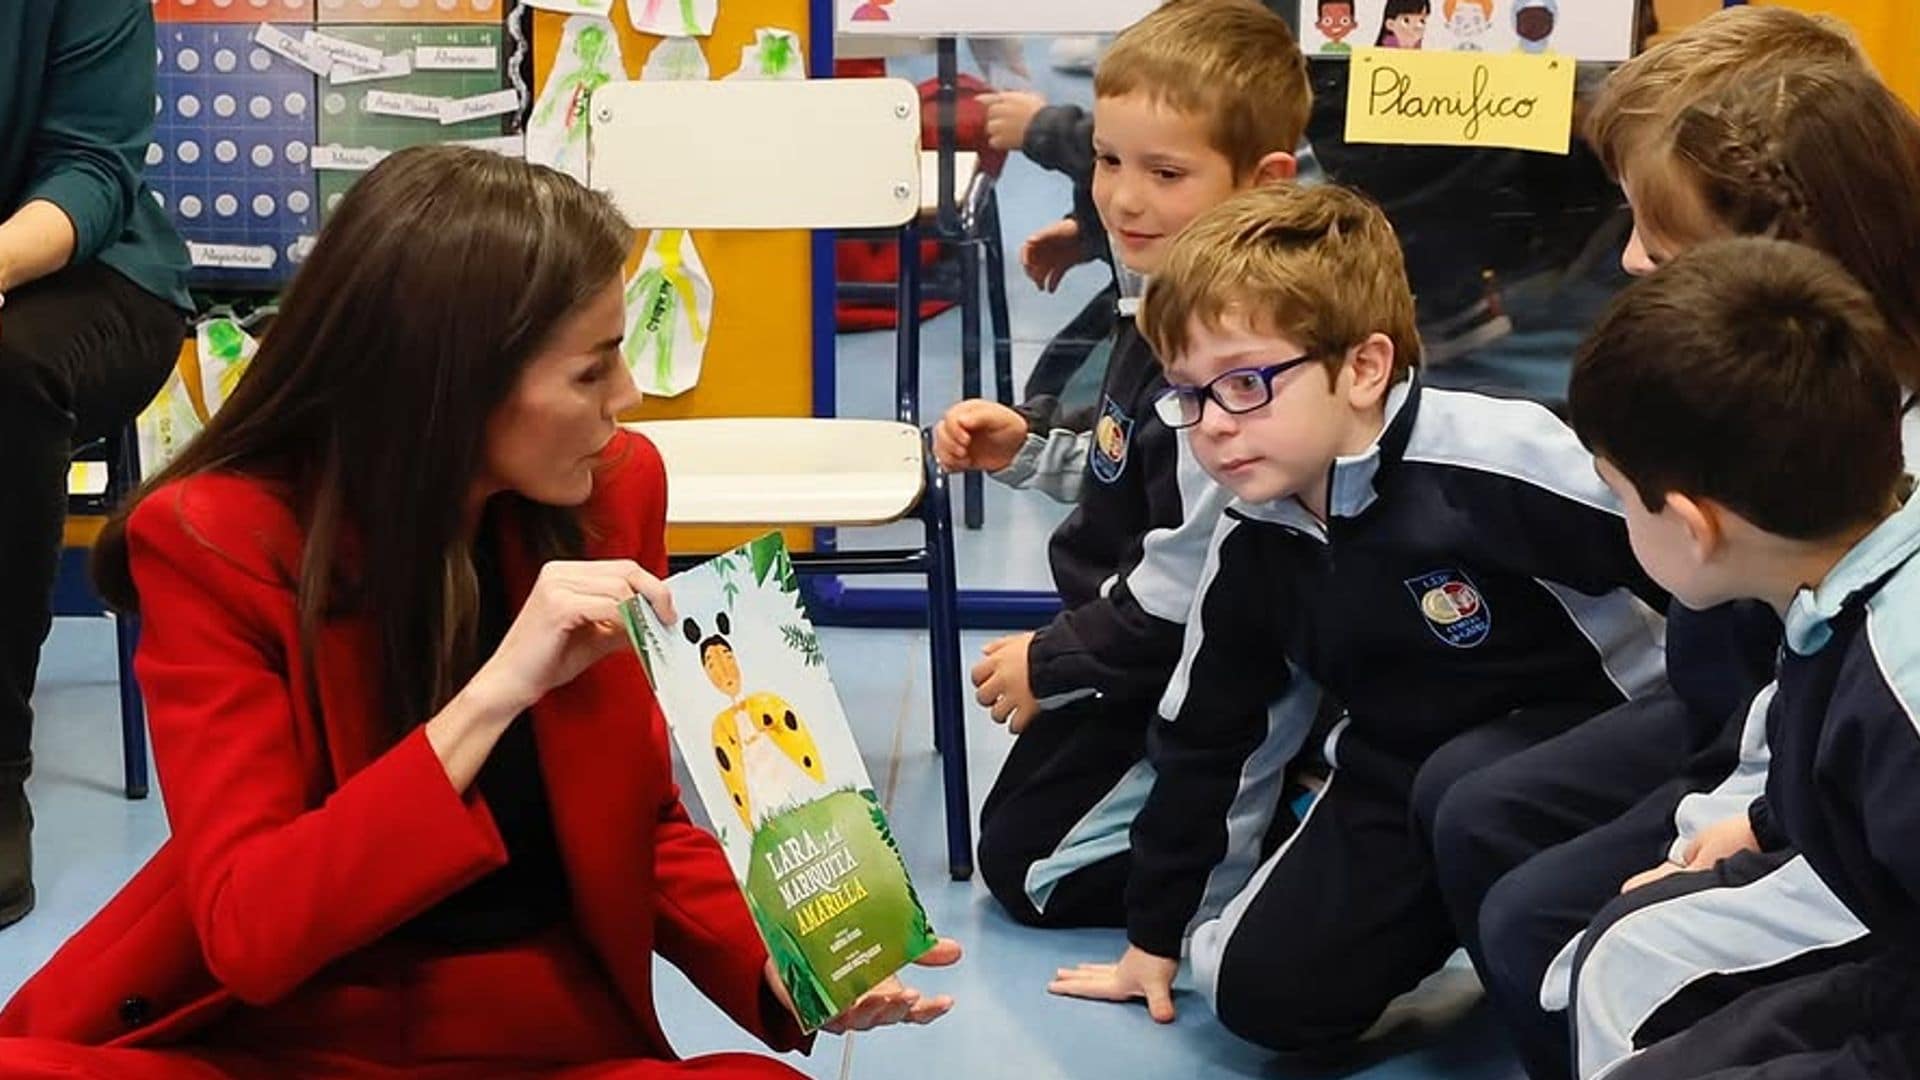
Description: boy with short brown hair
934,0,1312,932
1565,236,1919,1080
1051,183,1667,1052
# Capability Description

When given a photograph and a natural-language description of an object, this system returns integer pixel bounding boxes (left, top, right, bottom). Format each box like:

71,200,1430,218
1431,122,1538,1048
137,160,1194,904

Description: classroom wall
532,2,816,555
1761,1,1920,109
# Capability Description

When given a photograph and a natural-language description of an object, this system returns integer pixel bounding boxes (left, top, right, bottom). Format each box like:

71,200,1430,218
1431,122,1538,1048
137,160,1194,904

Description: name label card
1344,48,1575,155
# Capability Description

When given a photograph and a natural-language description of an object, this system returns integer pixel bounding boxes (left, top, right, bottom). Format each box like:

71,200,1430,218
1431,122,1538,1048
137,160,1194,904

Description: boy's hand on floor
934,400,1028,473
1049,946,1180,1023
1021,219,1087,293
980,90,1047,151
972,632,1040,733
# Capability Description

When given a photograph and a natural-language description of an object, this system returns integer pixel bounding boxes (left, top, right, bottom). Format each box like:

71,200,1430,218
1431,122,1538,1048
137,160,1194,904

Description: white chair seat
627,418,924,527
920,150,981,215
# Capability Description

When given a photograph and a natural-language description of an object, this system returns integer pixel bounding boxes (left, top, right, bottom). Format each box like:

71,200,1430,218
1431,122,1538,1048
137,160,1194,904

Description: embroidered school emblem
1406,569,1492,648
1090,396,1134,484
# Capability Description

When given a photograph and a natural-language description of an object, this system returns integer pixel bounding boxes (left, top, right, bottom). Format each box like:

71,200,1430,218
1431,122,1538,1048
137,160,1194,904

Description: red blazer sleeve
607,432,810,1052
127,479,509,1005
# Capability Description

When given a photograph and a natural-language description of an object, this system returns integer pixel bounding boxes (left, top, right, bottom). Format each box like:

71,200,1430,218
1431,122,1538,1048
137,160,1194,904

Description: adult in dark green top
0,0,191,931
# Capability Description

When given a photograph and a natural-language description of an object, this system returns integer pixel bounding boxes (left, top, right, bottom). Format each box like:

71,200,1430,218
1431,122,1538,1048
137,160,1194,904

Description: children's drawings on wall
725,27,805,80
628,0,719,39
836,0,1156,36
527,15,625,183
623,228,714,397
642,36,711,81
1303,0,1626,61
523,0,618,16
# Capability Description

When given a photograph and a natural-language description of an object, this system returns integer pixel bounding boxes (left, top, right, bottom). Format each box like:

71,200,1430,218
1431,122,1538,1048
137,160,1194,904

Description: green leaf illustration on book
621,532,937,1032
780,624,823,668
745,791,938,1030
747,531,784,588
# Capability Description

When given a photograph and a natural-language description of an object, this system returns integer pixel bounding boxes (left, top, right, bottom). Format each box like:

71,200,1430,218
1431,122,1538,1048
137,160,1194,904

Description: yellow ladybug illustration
686,612,825,830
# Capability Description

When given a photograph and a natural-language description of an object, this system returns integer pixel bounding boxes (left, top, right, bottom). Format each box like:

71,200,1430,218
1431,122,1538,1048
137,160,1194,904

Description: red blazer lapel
309,615,392,787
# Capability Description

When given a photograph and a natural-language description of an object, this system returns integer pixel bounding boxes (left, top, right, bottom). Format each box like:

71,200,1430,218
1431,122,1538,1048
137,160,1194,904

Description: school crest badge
1406,569,1491,648
1090,396,1133,484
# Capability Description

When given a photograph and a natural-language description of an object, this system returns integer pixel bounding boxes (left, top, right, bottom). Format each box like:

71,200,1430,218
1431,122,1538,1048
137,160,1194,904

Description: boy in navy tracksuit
1049,183,1669,1050
931,0,1311,930
1565,238,1920,1080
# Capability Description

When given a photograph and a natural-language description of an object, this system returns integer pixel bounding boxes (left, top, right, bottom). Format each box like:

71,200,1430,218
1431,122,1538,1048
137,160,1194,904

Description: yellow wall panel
1758,1,1920,109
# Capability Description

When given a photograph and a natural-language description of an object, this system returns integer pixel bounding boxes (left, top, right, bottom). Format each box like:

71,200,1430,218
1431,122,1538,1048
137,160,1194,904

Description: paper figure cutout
523,0,616,15
642,36,710,81
1514,0,1558,54
1443,0,1493,51
135,367,203,480
195,317,258,417
1376,0,1431,49
628,0,718,39
726,28,805,81
623,228,713,396
526,16,624,183
850,0,892,21
1314,0,1357,54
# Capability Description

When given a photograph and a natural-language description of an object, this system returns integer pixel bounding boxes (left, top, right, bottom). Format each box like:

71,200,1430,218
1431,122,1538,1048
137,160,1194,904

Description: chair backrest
588,79,922,230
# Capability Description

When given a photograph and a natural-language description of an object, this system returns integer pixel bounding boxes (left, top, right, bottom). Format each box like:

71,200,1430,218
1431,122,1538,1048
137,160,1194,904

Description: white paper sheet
526,15,626,183
627,0,719,39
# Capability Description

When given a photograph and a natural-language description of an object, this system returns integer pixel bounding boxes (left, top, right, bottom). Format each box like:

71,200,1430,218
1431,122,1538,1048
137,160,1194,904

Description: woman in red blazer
0,145,958,1077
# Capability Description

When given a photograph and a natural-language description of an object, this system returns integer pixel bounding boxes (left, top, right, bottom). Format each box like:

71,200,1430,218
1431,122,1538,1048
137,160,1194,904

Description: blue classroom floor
1,41,1598,1077
8,621,1521,1080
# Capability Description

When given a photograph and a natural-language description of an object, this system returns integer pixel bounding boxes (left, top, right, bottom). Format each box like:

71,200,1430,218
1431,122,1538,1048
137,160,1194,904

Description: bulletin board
532,0,814,555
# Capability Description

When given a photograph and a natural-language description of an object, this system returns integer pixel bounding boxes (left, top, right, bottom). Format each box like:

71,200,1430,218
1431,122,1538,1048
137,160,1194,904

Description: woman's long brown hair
94,145,635,739
1629,62,1920,386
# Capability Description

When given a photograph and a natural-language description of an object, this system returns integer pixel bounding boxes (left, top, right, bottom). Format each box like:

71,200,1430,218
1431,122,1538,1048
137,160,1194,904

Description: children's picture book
621,532,937,1031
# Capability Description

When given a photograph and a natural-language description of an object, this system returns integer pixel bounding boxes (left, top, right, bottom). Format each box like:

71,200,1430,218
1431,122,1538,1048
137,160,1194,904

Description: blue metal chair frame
52,425,149,800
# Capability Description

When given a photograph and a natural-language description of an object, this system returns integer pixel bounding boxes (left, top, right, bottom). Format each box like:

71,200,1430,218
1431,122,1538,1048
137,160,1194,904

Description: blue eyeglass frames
1151,354,1316,429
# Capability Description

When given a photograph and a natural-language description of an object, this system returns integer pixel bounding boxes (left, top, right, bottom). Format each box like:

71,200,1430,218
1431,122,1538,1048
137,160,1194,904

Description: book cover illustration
621,532,937,1031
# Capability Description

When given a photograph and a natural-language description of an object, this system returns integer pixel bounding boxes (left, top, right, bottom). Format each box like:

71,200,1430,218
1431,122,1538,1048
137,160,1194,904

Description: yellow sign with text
1344,48,1576,155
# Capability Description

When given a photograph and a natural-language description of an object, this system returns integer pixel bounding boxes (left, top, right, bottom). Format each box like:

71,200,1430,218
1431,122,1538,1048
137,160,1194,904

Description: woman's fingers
914,938,963,967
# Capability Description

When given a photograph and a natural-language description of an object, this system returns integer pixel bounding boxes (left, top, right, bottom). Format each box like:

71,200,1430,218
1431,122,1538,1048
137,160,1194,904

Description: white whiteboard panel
588,79,922,230
839,0,1158,37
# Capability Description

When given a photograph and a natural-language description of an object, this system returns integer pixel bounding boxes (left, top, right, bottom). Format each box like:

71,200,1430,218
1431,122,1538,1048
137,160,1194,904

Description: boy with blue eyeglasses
1054,183,1671,1052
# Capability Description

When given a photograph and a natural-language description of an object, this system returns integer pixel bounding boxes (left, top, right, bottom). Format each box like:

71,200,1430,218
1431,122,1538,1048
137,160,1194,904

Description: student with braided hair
1436,52,1920,1079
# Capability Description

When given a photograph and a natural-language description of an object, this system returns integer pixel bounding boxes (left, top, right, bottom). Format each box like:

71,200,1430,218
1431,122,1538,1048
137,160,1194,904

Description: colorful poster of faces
1304,0,1633,61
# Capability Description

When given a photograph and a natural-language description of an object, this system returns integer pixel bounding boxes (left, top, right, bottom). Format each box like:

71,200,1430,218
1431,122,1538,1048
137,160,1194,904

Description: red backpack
835,60,1009,332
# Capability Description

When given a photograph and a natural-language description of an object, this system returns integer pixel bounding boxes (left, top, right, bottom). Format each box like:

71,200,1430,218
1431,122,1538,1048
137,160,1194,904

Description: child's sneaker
1422,279,1514,367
